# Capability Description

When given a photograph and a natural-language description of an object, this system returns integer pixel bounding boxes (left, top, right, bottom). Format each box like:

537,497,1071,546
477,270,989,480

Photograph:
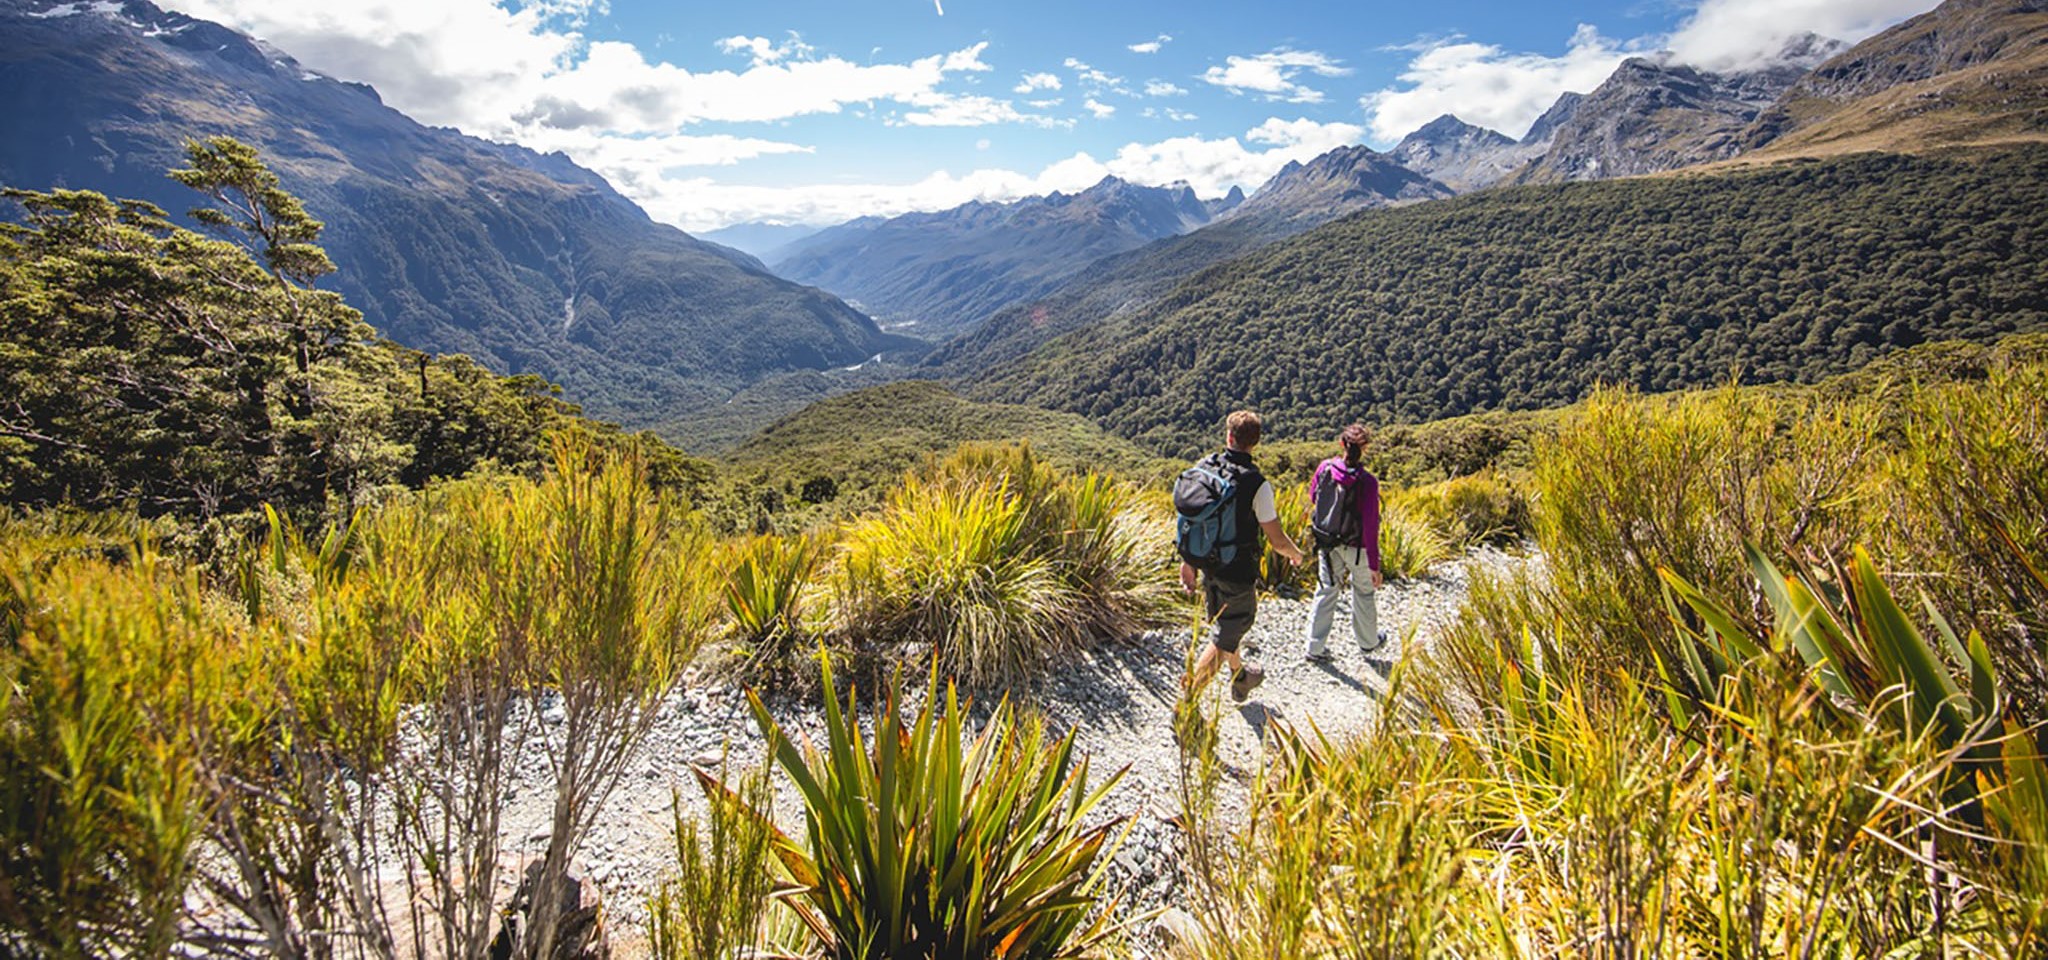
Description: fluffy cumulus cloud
1084,98,1116,119
1144,79,1188,97
164,0,1036,138
1128,33,1172,54
1014,71,1062,93
169,0,588,131
1201,49,1350,103
1360,25,1634,143
1667,0,1938,72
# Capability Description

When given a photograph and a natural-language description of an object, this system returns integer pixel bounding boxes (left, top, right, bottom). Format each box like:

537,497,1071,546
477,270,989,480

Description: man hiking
1175,410,1305,700
1303,423,1384,662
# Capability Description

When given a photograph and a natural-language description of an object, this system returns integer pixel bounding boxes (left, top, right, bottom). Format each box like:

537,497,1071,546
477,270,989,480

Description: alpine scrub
835,444,1173,686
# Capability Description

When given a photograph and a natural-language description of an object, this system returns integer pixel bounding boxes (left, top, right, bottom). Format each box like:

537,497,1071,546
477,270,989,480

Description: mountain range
0,0,913,444
924,145,1450,377
768,177,1245,339
8,0,2047,459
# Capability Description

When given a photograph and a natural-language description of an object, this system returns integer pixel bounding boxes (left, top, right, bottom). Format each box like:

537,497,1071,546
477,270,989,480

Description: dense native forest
0,139,709,544
976,145,2048,454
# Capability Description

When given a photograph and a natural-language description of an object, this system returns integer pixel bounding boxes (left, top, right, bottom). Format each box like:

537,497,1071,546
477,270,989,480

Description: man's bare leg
1190,641,1243,692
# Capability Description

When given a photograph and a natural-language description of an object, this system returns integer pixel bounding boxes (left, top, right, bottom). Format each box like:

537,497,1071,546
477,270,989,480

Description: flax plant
718,659,1127,959
722,530,829,673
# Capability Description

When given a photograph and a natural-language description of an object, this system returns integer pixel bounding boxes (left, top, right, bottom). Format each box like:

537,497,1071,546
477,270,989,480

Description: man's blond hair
1226,410,1262,449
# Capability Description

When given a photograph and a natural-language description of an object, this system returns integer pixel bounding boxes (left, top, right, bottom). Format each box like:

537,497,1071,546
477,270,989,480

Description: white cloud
1144,79,1188,97
1064,56,1130,95
1026,97,1064,108
1013,71,1062,93
1245,116,1366,148
1128,33,1172,54
1359,25,1632,143
1202,48,1350,103
514,129,814,204
896,94,1057,128
714,33,814,68
1165,108,1198,122
168,0,588,131
1668,0,1936,72
637,117,1362,230
162,0,1024,138
1084,98,1116,119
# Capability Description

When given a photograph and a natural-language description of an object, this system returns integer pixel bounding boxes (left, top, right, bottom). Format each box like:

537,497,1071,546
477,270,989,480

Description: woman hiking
1302,423,1385,662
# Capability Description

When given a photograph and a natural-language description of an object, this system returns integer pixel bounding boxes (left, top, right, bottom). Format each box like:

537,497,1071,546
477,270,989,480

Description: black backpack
1309,460,1368,549
1173,456,1244,572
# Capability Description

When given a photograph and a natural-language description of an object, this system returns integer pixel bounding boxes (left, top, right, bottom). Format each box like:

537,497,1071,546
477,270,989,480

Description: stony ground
492,546,1530,955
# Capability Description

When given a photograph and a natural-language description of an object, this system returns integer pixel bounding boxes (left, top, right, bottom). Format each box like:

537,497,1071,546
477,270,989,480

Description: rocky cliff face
771,176,1244,339
0,0,913,440
1516,51,1824,183
1390,116,1520,192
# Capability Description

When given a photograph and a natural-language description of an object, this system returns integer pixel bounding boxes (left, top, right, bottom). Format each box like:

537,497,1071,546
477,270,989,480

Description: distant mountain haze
769,176,1244,339
0,0,914,445
925,145,1451,378
694,221,825,260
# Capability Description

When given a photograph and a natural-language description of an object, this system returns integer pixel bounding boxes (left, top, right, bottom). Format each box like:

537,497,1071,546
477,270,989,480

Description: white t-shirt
1251,480,1277,524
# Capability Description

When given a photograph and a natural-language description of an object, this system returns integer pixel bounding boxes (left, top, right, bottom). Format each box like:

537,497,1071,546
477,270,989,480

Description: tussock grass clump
834,444,1174,686
720,530,830,672
1376,506,1457,582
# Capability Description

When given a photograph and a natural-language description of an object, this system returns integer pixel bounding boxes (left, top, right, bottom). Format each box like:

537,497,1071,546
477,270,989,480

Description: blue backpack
1174,457,1241,572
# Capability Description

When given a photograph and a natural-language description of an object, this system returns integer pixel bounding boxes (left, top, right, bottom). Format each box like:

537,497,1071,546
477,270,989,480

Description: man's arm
1261,518,1304,565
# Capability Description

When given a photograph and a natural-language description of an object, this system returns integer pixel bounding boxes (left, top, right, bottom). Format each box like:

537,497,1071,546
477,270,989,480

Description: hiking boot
1230,665,1265,702
1305,648,1334,664
1361,629,1390,654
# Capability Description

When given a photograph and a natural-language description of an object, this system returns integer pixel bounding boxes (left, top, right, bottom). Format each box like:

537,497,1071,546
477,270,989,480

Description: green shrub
649,767,780,960
835,444,1172,686
0,543,258,959
1391,473,1529,549
720,661,1124,959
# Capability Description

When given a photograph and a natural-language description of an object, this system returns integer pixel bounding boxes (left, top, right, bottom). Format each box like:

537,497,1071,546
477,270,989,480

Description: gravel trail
493,547,1531,952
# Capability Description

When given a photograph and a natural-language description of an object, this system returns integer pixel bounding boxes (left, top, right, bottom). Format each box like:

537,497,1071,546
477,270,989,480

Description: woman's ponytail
1339,423,1369,467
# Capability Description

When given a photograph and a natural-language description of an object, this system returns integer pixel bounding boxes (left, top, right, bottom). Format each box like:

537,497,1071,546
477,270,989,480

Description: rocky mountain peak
1390,115,1528,193
1521,92,1585,145
1226,143,1451,226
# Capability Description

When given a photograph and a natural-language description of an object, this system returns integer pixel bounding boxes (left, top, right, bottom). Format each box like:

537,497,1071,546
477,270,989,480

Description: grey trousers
1305,545,1380,655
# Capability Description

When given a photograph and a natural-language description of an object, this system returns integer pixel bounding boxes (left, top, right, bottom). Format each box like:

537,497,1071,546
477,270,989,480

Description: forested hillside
0,141,706,537
973,145,2048,454
0,0,914,446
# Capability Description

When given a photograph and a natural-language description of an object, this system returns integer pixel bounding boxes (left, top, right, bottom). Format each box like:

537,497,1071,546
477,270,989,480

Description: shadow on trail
1311,659,1375,699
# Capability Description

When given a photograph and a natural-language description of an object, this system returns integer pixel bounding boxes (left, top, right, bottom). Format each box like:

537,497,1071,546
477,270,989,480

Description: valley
7,0,2048,956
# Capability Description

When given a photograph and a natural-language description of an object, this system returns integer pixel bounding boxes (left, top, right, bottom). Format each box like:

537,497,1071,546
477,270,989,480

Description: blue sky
169,0,1937,231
